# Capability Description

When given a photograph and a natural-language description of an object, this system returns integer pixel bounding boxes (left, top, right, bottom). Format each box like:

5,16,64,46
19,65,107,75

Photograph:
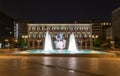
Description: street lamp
22,35,28,39
4,39,10,48
92,35,98,49
22,35,28,43
15,39,18,43
21,35,28,50
4,39,9,42
22,35,28,46
110,40,115,50
92,35,98,39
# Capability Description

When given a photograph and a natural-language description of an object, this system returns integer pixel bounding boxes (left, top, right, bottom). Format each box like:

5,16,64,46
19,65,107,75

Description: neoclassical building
27,23,93,49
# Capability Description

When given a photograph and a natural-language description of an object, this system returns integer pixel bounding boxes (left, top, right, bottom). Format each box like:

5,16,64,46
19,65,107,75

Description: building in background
25,21,111,49
106,27,112,40
0,11,15,47
0,11,14,38
79,21,111,40
112,7,120,39
27,23,92,49
100,22,112,40
14,20,31,39
112,6,120,48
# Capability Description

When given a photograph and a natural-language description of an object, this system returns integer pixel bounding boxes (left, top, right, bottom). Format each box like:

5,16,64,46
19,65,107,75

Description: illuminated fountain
68,33,78,53
17,31,107,55
43,31,53,53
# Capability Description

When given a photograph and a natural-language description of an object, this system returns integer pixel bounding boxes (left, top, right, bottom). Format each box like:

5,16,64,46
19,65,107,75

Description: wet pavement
0,56,120,76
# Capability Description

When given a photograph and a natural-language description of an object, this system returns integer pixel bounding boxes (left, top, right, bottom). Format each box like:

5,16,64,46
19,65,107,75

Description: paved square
0,56,120,76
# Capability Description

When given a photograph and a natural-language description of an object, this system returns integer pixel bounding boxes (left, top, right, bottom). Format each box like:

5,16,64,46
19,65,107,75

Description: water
44,31,53,52
43,31,79,53
68,33,78,52
16,49,106,54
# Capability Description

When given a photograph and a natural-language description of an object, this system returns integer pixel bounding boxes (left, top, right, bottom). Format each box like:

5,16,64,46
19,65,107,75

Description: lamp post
22,35,28,46
14,39,18,48
4,39,9,42
4,39,10,48
110,40,115,50
92,35,98,49
22,35,28,42
21,35,28,50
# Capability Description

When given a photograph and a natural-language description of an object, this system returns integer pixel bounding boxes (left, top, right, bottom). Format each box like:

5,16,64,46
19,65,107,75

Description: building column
80,40,83,49
90,36,93,49
33,41,35,49
85,40,87,49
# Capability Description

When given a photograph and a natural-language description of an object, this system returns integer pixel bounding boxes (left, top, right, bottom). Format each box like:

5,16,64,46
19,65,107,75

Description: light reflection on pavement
0,56,120,76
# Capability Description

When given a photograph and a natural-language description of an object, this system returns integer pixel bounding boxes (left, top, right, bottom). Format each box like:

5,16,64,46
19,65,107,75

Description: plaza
0,1,119,76
0,48,120,76
0,54,120,76
0,22,118,76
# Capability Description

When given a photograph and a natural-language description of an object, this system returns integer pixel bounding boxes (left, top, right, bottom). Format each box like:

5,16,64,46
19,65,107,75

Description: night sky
0,0,118,23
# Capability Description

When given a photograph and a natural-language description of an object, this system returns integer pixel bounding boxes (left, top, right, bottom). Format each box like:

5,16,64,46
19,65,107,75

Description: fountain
68,33,78,53
43,31,53,52
16,31,107,55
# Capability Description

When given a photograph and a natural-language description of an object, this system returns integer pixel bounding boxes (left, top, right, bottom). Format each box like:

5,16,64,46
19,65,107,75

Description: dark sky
0,0,117,23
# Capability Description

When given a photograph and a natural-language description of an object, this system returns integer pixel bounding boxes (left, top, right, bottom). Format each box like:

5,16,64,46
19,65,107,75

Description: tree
18,36,27,47
93,36,102,48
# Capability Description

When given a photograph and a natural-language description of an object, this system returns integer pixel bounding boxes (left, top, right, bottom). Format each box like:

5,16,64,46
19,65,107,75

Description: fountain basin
11,31,116,57
16,49,106,54
13,49,116,58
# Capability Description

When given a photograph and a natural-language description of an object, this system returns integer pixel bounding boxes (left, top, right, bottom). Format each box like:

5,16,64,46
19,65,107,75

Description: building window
29,27,32,30
42,27,44,30
87,41,90,46
82,41,85,46
30,32,33,38
30,41,33,46
35,41,38,46
40,42,42,46
36,34,39,38
36,27,37,30
32,27,34,30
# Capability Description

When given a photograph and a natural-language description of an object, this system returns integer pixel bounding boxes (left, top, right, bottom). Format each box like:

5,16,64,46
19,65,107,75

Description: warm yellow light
4,39,9,42
96,35,98,38
15,39,18,42
92,35,94,38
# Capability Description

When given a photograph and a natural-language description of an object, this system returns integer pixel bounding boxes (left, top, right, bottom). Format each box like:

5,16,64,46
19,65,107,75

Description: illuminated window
42,27,44,30
103,22,106,25
39,32,42,38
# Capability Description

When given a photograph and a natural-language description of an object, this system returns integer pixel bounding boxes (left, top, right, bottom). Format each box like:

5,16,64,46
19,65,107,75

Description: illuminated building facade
27,23,93,49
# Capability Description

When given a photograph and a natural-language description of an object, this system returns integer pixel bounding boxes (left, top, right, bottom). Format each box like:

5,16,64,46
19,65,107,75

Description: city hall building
27,23,93,49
